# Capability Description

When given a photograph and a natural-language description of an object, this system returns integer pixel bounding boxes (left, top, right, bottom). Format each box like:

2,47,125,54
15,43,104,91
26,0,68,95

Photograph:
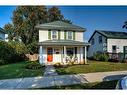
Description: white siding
107,39,127,53
0,32,8,42
39,30,48,42
88,32,107,57
61,31,64,39
75,32,84,42
39,29,84,42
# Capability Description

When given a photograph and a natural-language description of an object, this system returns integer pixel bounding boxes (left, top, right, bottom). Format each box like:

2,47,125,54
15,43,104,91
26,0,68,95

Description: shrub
25,61,44,70
0,60,7,65
0,41,29,64
109,59,119,62
94,53,109,62
0,41,16,63
54,62,61,67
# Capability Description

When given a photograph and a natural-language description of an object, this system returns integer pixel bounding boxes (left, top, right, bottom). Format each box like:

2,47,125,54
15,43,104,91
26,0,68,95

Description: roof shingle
35,21,86,32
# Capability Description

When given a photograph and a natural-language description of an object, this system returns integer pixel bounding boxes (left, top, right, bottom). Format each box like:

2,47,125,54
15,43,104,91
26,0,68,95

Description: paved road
0,70,127,89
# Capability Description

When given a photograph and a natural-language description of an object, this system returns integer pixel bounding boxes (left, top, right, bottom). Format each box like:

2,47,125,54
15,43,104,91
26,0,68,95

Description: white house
0,28,8,42
88,30,127,60
36,21,90,65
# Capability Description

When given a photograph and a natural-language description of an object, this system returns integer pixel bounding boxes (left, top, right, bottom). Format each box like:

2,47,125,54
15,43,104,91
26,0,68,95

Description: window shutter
48,30,51,39
64,30,67,40
58,30,61,39
73,31,75,40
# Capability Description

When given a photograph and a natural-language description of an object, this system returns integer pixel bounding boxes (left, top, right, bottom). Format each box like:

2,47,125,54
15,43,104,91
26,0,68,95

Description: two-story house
88,30,127,60
36,21,89,65
0,27,8,42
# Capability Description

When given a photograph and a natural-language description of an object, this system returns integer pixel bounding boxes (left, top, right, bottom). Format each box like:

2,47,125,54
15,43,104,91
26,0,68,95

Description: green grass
41,80,118,89
56,60,127,75
0,61,44,80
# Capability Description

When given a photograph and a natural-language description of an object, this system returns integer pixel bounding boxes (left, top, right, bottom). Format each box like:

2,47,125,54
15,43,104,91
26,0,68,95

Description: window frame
91,38,94,45
67,31,73,40
51,30,58,40
99,36,102,43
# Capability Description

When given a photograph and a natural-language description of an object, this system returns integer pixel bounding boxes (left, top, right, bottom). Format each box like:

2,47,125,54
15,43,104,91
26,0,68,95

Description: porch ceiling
38,40,90,46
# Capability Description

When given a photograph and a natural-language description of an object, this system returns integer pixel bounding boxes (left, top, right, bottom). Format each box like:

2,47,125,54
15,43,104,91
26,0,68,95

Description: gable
88,30,107,42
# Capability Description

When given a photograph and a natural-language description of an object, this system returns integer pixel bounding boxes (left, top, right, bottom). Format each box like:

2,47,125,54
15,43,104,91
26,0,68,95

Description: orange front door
47,48,53,62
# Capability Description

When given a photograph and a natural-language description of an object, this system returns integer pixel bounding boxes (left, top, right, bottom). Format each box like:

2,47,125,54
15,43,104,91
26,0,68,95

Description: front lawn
41,80,118,89
0,61,44,80
56,60,127,75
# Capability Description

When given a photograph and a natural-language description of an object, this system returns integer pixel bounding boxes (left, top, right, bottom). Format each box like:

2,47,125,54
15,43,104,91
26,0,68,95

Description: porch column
64,46,67,64
84,46,87,64
39,46,43,64
80,47,84,63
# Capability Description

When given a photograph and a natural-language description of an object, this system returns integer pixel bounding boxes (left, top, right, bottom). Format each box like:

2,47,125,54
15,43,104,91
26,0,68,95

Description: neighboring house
0,27,8,42
88,30,127,60
36,21,90,65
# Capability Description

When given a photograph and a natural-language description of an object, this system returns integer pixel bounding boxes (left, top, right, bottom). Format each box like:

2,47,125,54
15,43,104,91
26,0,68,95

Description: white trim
84,46,87,64
67,31,73,40
51,30,58,40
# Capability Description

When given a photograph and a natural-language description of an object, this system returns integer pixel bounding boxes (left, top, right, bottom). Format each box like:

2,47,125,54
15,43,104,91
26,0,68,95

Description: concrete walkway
0,70,127,89
44,65,58,76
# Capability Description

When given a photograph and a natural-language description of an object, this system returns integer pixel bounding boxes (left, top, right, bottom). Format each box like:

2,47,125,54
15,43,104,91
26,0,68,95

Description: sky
0,6,127,41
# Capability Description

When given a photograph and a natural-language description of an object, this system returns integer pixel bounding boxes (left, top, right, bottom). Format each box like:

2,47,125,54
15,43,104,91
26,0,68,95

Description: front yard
56,60,127,75
0,61,44,80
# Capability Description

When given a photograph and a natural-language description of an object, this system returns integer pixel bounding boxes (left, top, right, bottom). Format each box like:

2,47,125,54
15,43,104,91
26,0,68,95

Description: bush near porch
0,61,44,80
55,60,127,75
0,41,29,65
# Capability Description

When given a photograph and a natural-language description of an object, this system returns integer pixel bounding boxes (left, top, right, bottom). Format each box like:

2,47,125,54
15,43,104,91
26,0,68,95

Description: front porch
38,40,90,65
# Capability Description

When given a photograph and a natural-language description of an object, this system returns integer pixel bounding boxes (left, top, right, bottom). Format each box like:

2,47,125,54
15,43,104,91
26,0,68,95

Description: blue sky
0,6,127,41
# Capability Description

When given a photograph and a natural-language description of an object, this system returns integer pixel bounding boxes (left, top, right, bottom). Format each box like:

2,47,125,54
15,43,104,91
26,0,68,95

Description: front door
47,48,53,62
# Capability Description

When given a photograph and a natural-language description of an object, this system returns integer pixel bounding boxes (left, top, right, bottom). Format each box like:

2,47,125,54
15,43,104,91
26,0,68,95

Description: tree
6,6,71,53
123,21,127,29
3,23,15,41
48,6,72,23
12,6,48,45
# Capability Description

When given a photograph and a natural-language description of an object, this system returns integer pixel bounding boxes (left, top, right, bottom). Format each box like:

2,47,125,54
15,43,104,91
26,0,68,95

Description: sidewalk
0,70,127,89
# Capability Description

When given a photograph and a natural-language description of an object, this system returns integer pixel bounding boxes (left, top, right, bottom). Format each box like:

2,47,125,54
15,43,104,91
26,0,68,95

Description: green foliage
0,60,7,65
0,41,28,64
10,6,71,45
25,61,44,70
26,42,38,54
3,23,15,41
8,41,29,55
123,21,127,29
94,53,109,62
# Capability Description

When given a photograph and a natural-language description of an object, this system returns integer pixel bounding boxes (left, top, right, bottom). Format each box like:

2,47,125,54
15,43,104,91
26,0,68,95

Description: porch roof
38,40,90,46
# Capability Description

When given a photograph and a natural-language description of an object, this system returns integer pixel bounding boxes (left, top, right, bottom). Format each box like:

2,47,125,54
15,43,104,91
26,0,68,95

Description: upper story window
51,30,58,39
99,36,102,43
91,38,94,45
67,31,73,40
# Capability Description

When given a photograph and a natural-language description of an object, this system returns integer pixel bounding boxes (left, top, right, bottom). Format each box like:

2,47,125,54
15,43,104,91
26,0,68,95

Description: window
52,30,57,39
68,31,73,40
99,36,102,43
112,46,116,51
67,48,74,56
91,38,94,45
